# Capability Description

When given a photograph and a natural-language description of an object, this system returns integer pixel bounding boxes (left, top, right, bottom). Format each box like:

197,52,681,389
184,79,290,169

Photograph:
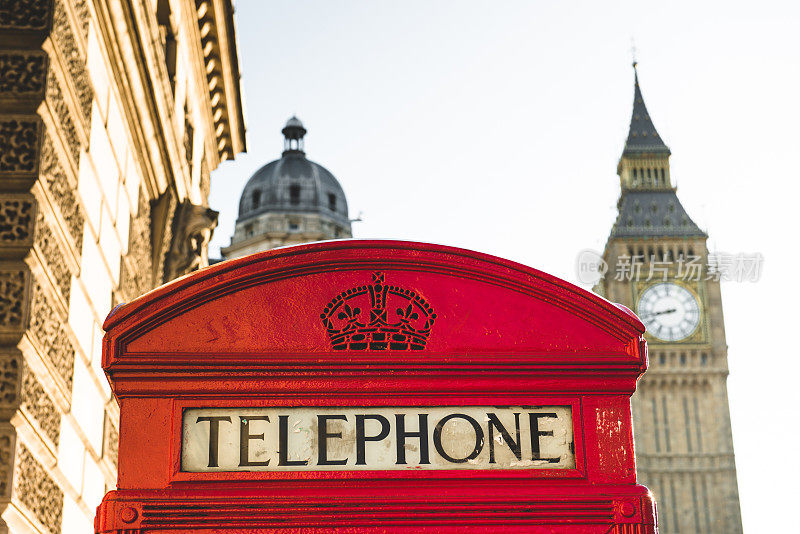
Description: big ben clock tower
594,65,743,533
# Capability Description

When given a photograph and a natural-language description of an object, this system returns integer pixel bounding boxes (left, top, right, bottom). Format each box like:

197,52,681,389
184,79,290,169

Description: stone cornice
194,0,246,162
94,0,245,203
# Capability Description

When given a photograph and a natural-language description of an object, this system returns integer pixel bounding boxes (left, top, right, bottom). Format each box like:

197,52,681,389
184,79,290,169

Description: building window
288,221,299,231
156,0,177,95
328,193,337,211
252,190,261,210
289,184,300,205
245,224,254,237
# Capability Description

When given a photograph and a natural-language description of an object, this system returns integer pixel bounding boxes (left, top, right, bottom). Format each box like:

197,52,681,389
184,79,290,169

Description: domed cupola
221,117,352,259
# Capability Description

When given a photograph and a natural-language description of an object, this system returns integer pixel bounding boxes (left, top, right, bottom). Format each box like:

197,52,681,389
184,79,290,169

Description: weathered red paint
95,240,657,533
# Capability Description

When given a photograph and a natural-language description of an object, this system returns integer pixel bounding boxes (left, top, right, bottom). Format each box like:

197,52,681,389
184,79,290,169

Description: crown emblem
321,272,436,350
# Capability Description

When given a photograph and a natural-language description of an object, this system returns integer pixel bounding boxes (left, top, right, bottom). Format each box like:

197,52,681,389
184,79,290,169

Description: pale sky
209,1,800,529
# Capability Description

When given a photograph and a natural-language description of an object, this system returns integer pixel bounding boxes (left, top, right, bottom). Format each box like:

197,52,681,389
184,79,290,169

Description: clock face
637,283,700,342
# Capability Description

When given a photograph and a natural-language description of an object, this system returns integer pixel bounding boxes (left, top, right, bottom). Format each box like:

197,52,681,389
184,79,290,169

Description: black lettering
278,415,308,466
529,412,560,463
433,413,484,464
239,415,270,467
395,414,430,465
487,412,522,463
196,416,231,468
355,414,391,465
317,414,348,465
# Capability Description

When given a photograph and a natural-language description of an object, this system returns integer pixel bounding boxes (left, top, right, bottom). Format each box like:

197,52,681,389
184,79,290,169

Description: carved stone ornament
13,444,63,534
39,133,83,250
0,424,16,500
152,191,177,287
0,193,36,259
20,364,61,446
45,68,80,165
73,0,89,42
0,50,47,102
20,361,60,445
0,349,22,419
52,0,92,124
0,264,30,344
0,0,52,32
103,410,118,467
120,188,153,300
0,115,41,190
199,157,210,201
34,211,71,301
29,282,74,391
164,201,218,281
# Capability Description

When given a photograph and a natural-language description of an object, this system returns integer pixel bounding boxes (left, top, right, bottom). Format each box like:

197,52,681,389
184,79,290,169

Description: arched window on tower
289,184,300,205
252,190,261,210
328,193,337,212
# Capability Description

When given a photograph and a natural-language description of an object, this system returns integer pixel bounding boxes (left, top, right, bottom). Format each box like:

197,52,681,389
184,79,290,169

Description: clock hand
641,308,677,319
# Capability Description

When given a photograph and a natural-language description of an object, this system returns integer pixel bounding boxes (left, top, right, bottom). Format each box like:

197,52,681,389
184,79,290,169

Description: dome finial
282,116,307,155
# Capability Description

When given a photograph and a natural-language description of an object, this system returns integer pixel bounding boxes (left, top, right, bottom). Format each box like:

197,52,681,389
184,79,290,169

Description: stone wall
0,1,244,532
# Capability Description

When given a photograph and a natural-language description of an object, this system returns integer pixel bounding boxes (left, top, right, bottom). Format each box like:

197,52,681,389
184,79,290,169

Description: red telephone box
95,240,657,533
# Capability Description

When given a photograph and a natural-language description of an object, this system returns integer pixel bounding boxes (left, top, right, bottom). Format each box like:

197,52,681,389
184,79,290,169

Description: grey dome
237,150,349,225
222,117,352,260
284,116,303,128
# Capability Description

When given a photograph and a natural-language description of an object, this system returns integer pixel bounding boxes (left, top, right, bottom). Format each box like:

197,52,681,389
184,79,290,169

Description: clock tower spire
594,65,743,533
617,63,673,191
609,66,705,242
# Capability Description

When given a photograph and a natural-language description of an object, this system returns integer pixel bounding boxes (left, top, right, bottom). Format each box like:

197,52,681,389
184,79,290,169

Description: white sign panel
181,406,574,472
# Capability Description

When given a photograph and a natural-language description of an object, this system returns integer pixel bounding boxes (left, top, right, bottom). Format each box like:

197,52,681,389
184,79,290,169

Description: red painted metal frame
95,240,657,533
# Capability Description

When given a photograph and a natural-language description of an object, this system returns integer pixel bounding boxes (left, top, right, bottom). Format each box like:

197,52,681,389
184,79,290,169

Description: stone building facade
0,1,245,532
221,117,351,259
594,66,742,532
